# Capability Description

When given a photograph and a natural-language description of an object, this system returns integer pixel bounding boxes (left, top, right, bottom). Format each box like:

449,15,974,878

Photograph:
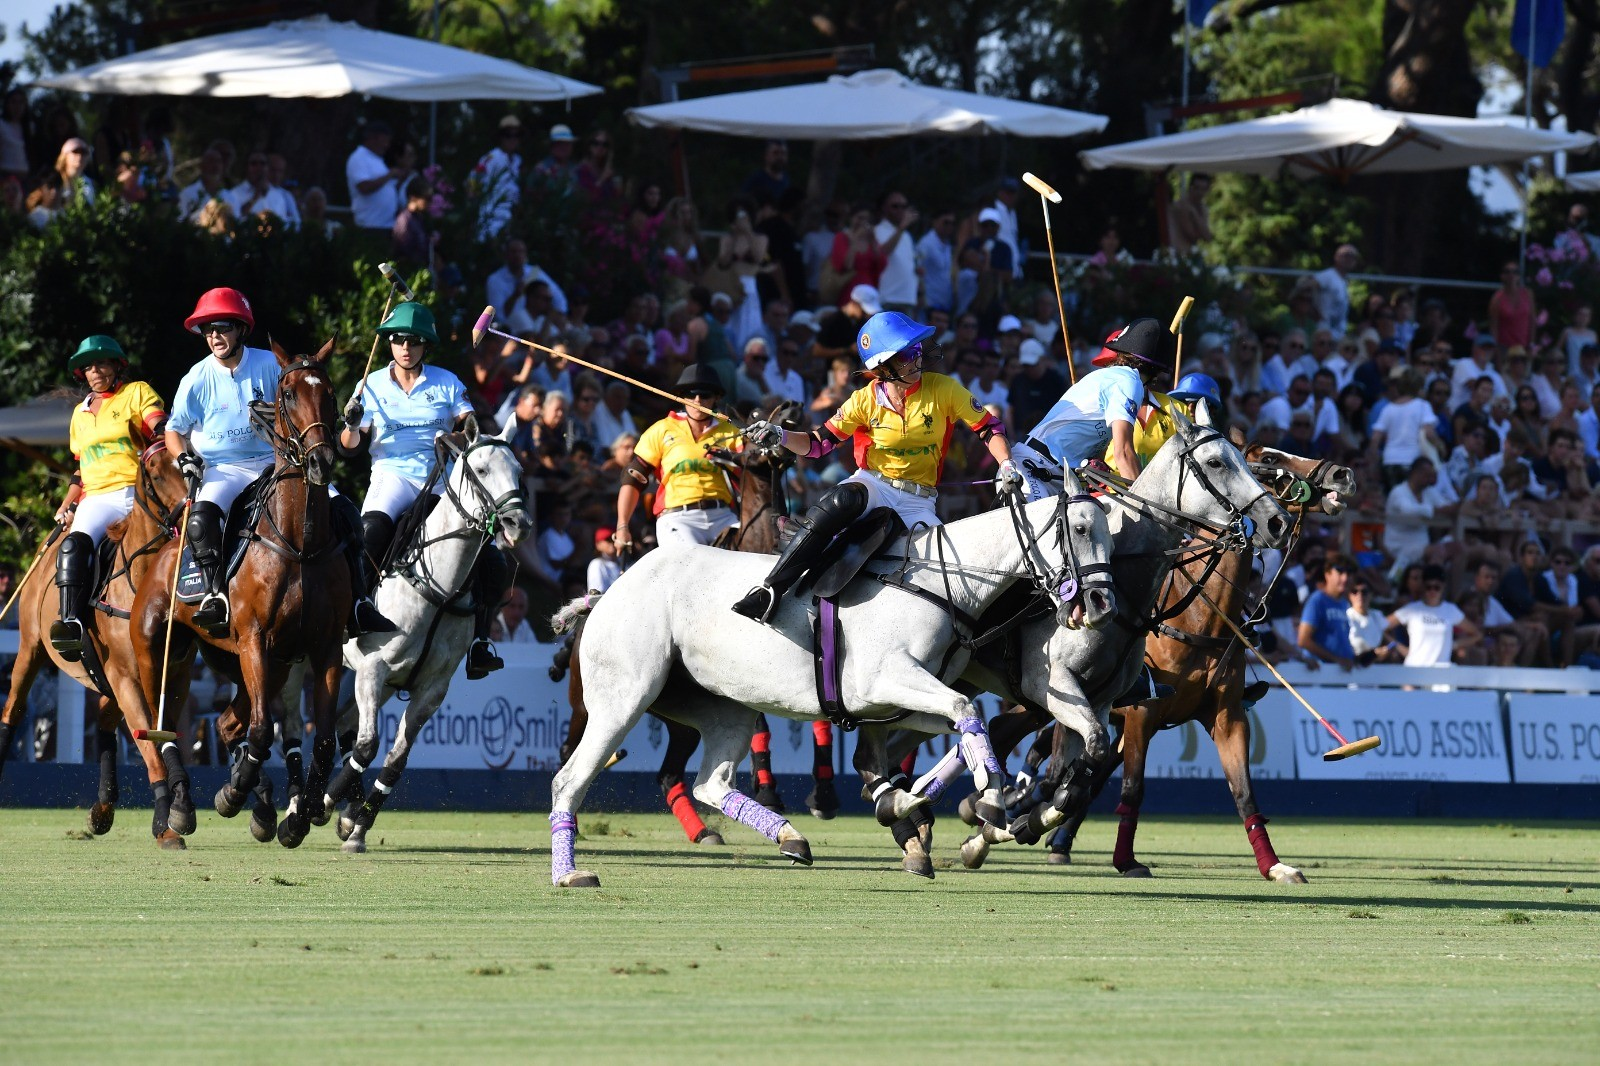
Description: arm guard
973,413,1006,444
806,426,845,459
625,455,655,486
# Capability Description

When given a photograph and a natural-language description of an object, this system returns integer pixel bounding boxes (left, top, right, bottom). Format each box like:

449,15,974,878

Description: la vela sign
1291,690,1510,782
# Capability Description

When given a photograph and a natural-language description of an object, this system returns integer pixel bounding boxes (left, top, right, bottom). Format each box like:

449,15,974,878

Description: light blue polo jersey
166,346,278,464
360,364,474,482
1024,365,1145,466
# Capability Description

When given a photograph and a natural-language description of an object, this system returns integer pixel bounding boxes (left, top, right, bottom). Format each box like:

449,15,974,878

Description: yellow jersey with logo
1105,391,1183,477
827,373,996,487
70,380,166,495
634,412,741,511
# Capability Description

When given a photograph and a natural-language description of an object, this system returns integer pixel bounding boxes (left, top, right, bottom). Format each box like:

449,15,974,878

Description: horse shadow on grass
872,883,1600,915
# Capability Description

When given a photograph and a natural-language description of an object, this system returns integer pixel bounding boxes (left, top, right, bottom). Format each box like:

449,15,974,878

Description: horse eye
1075,524,1088,536
1207,457,1223,469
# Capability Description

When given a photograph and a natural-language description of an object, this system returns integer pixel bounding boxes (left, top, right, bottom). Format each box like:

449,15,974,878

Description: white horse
321,415,533,853
548,471,1129,887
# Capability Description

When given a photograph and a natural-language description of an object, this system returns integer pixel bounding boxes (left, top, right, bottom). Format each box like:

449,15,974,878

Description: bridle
394,433,528,603
1004,486,1114,623
249,357,337,470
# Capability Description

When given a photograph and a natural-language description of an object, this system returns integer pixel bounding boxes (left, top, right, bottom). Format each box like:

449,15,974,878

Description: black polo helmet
676,363,725,396
1102,317,1168,366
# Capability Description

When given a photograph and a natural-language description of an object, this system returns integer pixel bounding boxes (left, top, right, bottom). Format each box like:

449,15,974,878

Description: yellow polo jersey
827,373,995,487
634,412,741,511
1105,391,1180,477
70,381,166,495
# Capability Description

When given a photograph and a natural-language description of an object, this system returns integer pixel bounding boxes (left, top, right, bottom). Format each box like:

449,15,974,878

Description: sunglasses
200,321,238,335
748,354,769,363
685,390,720,401
1350,586,1369,595
389,333,427,346
577,394,600,403
1424,582,1445,591
1553,558,1575,566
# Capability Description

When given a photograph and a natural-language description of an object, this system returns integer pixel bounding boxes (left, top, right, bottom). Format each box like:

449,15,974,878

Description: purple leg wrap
956,715,1002,775
550,811,577,884
720,791,787,842
912,745,966,802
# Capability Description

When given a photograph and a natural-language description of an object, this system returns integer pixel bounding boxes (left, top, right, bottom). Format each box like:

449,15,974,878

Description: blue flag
1512,0,1565,68
1187,0,1216,28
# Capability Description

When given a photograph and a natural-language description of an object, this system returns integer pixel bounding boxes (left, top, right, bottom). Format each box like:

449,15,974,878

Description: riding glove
176,451,204,492
343,398,364,431
996,458,1024,495
743,419,785,448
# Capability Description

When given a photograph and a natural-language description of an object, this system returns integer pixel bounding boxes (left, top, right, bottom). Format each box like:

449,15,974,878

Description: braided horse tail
551,592,601,635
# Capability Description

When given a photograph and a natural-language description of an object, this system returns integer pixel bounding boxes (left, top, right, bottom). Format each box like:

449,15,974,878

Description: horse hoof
959,834,990,870
973,791,1007,828
778,838,813,866
249,805,278,844
902,844,935,880
341,836,367,855
805,778,839,820
957,792,983,827
213,785,244,819
88,803,115,836
276,814,308,849
556,870,601,888
156,829,186,851
1047,849,1072,866
1119,863,1153,878
1268,862,1308,884
168,789,197,836
336,815,356,842
808,806,837,821
695,829,725,846
308,801,331,828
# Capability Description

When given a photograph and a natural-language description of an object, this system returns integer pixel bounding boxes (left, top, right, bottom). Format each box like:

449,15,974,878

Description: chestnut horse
127,340,350,849
0,442,203,847
968,442,1354,882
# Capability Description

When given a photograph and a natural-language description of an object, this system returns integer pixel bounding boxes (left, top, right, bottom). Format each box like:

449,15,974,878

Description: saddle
174,468,275,604
804,507,908,731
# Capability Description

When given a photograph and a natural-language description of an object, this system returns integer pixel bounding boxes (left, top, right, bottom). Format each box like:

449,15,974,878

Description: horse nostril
1267,515,1288,541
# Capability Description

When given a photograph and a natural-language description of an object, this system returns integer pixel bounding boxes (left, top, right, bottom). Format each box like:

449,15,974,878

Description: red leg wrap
899,749,917,778
1244,814,1280,877
665,782,707,842
812,720,832,745
1112,802,1139,871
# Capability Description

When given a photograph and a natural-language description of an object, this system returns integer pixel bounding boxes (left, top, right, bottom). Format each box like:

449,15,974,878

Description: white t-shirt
969,379,1009,412
1347,607,1389,656
1314,266,1349,338
225,182,301,228
1448,357,1508,410
763,364,807,406
1371,396,1438,467
586,556,622,593
538,526,575,570
873,219,919,306
1393,600,1465,666
494,616,538,644
346,144,397,229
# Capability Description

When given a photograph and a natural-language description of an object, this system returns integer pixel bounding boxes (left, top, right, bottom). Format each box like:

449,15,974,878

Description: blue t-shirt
1300,589,1355,660
166,346,278,465
359,364,474,482
1025,365,1144,462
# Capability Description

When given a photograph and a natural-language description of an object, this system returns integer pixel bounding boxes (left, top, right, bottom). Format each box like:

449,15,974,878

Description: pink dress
1491,287,1533,349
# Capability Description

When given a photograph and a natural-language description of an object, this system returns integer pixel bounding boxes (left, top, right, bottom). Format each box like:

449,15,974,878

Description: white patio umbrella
626,68,1107,140
1565,170,1600,192
1080,97,1595,179
31,15,601,102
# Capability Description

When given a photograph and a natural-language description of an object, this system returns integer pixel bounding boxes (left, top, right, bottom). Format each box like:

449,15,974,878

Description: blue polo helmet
1169,372,1222,407
856,311,936,370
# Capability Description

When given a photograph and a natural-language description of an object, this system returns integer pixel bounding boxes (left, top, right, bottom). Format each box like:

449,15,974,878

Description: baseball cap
1473,332,1496,348
1017,338,1046,366
998,314,1023,333
595,527,615,544
787,309,819,332
710,291,734,309
498,114,523,131
977,207,1004,226
849,284,883,315
550,124,576,142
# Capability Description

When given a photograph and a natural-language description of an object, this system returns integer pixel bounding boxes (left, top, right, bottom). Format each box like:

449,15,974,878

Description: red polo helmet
1091,329,1121,368
185,287,255,334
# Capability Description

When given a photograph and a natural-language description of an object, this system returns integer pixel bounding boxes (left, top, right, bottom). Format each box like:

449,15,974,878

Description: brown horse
975,442,1354,881
0,441,204,847
127,339,350,848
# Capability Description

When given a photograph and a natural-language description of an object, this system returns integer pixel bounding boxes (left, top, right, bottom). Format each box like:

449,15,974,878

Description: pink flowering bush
1525,240,1600,326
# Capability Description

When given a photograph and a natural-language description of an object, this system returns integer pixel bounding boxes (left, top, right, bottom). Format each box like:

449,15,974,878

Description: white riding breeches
846,470,941,529
361,468,441,521
196,456,273,513
655,505,739,545
70,487,135,544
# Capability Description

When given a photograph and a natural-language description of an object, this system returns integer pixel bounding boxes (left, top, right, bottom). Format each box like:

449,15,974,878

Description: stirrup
1112,670,1175,709
731,584,778,623
351,598,397,636
466,639,503,680
49,618,85,662
192,593,230,633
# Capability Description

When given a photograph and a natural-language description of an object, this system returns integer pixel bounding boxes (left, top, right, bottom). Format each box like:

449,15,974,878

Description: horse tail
551,592,601,635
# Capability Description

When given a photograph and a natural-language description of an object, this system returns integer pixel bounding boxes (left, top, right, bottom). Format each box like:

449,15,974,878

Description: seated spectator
586,528,623,593
487,237,567,321
734,337,771,406
810,355,854,427
227,150,300,228
591,382,637,450
1542,546,1600,664
1384,457,1456,577
1259,374,1315,436
1346,579,1401,664
1298,555,1357,670
531,341,574,399
567,377,606,451
25,171,61,229
1509,383,1547,455
1530,428,1599,516
764,336,806,406
537,501,577,575
1387,565,1476,666
1498,540,1575,665
1273,409,1327,459
1445,423,1494,496
1332,383,1370,454
969,350,1010,412
491,586,539,644
300,186,340,238
1464,560,1533,665
391,176,438,270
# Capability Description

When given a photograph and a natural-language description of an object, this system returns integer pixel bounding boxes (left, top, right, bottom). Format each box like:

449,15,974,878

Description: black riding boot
188,502,230,634
48,531,95,662
731,482,868,623
1112,665,1175,709
467,544,509,680
347,508,396,636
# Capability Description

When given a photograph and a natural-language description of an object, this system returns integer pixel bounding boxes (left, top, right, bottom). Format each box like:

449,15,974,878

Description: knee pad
57,531,94,584
813,481,870,528
187,502,224,548
361,511,396,560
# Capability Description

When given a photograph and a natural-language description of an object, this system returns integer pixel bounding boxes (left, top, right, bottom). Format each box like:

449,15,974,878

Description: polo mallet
1169,295,1196,380
0,520,67,625
132,499,190,746
471,307,730,426
1022,172,1075,384
1194,584,1381,761
352,262,410,407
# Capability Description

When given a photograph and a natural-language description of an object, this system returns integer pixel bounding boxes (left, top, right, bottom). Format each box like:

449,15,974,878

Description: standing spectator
916,208,957,314
265,152,291,200
873,190,920,313
586,529,623,593
990,177,1024,280
1298,556,1358,668
1388,566,1475,666
178,148,229,222
346,121,407,232
391,176,438,270
1449,333,1508,408
0,88,30,183
764,336,807,406
300,186,339,238
227,151,300,228
1558,304,1597,377
592,382,637,450
533,123,577,184
1369,368,1443,489
113,152,146,205
659,197,703,292
1313,244,1358,338
740,139,789,206
472,114,523,241
55,138,95,205
1167,174,1214,256
486,237,567,320
734,337,772,407
1488,260,1536,350
1346,579,1401,664
802,201,847,304
716,200,775,347
756,189,805,307
1006,339,1066,436
492,586,539,643
1384,457,1455,576
574,129,621,205
829,205,885,306
1555,203,1600,259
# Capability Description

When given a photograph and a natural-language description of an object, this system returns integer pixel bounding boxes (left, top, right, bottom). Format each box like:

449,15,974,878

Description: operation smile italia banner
360,646,1589,785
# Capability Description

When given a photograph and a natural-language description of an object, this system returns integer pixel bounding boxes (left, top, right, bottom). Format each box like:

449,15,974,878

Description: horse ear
1193,398,1215,427
270,337,291,367
1229,425,1248,449
1169,404,1195,436
461,412,480,445
498,413,518,441
314,335,337,364
1062,465,1082,497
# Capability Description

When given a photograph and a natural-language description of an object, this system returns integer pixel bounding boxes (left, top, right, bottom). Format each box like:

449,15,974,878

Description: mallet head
378,261,417,301
471,305,495,348
1169,295,1196,334
1322,735,1382,762
1022,172,1062,203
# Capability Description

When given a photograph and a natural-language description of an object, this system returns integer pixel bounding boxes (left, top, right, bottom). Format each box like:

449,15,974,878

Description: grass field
2,808,1596,1063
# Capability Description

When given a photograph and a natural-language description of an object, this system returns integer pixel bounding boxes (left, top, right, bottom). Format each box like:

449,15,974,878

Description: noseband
440,435,528,537
1005,489,1114,617
250,357,336,469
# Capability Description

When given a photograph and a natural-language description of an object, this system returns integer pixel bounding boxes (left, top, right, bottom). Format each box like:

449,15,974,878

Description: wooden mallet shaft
1169,295,1195,381
144,500,191,745
0,522,64,625
1022,172,1075,385
354,261,411,406
471,306,728,425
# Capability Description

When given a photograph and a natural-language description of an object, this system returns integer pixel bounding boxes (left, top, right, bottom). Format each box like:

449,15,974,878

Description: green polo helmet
376,301,440,345
69,334,129,376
